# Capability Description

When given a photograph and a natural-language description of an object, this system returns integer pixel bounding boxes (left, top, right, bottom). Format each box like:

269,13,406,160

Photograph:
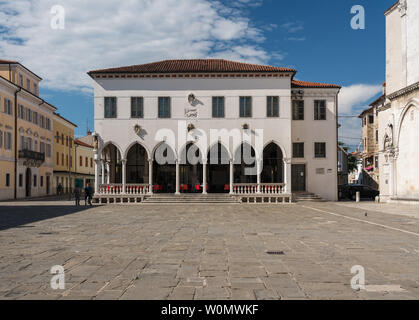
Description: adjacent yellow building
0,59,55,200
0,59,95,200
52,112,95,194
53,112,77,194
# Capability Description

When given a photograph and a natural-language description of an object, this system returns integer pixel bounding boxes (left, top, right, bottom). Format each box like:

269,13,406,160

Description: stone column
256,159,261,194
121,159,126,194
94,159,99,194
101,160,105,184
284,158,292,193
229,159,234,195
106,162,110,184
389,153,396,198
175,160,180,195
148,159,153,194
202,160,207,194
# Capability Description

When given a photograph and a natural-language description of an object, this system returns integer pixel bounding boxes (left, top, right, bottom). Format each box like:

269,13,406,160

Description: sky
0,0,396,149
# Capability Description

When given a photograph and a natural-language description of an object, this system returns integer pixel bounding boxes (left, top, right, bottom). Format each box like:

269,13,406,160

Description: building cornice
387,81,419,101
384,1,400,16
90,72,294,80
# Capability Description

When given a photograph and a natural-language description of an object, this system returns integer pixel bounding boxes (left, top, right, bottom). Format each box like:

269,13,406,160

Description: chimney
382,82,386,95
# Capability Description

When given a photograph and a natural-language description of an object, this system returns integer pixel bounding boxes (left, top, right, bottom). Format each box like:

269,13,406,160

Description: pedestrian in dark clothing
84,183,93,206
74,187,81,206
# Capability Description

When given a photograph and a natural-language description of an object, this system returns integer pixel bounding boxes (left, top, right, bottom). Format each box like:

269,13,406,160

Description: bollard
356,191,361,203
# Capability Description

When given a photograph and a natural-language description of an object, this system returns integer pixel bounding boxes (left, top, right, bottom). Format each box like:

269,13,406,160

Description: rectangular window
131,97,144,118
40,115,45,128
27,137,32,151
56,152,59,165
5,132,12,150
3,98,12,115
46,144,51,158
80,156,83,167
18,105,24,119
33,111,38,125
292,143,304,158
26,79,31,91
267,96,279,117
85,157,88,167
292,100,304,120
314,100,326,120
376,130,379,143
19,74,23,86
0,130,2,149
26,108,32,122
158,97,171,118
212,97,225,118
90,158,93,168
46,118,51,130
19,174,23,187
34,83,38,95
239,96,252,118
104,97,117,118
369,115,374,124
40,176,44,187
314,142,326,158
40,142,45,154
6,173,10,187
33,175,37,187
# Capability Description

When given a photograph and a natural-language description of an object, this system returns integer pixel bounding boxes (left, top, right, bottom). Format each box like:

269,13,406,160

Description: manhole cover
266,251,285,255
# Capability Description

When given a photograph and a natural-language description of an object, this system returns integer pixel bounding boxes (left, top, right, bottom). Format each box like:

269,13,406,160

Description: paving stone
2,201,419,300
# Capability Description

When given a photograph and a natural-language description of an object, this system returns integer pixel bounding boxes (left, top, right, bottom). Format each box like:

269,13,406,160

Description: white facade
379,1,419,202
90,61,339,201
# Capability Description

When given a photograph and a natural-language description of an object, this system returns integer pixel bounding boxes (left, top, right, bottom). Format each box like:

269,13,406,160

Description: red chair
224,184,230,191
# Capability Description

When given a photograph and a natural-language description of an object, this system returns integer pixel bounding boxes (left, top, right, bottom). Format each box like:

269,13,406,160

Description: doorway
46,176,50,195
25,168,32,197
291,164,306,192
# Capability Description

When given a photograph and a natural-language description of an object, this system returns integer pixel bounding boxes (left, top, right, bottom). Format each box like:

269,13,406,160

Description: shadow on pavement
0,205,94,231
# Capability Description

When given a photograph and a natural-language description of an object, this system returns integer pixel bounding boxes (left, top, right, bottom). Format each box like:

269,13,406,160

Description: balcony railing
233,183,287,195
98,184,150,195
18,149,45,167
97,183,287,196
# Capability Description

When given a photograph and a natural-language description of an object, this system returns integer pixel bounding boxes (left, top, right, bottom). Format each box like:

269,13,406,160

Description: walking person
84,183,93,206
74,186,81,206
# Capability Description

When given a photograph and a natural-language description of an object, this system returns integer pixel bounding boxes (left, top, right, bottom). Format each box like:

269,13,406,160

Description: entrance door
292,164,306,192
25,168,32,197
46,176,50,195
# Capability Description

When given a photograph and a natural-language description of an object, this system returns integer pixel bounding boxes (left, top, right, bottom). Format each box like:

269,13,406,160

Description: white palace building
88,59,340,203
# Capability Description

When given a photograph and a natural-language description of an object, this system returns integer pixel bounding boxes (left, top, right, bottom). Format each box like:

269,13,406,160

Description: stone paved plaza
1,200,419,300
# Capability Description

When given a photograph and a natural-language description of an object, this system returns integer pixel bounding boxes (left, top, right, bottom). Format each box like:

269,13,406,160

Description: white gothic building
379,1,419,203
88,59,340,202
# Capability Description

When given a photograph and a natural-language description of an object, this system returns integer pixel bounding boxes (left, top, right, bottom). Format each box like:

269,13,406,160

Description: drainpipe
14,87,22,200
335,89,340,201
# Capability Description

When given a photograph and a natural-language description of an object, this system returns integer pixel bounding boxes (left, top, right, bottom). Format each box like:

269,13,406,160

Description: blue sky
0,0,396,149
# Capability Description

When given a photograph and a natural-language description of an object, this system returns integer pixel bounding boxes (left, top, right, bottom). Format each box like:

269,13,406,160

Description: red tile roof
88,59,296,75
292,80,341,89
0,59,18,64
75,139,93,148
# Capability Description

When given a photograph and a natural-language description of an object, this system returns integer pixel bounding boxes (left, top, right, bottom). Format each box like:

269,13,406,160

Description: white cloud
281,21,304,33
338,83,382,149
0,0,269,92
339,84,382,114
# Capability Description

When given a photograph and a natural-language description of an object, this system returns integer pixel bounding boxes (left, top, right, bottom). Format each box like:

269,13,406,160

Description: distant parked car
338,184,379,200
